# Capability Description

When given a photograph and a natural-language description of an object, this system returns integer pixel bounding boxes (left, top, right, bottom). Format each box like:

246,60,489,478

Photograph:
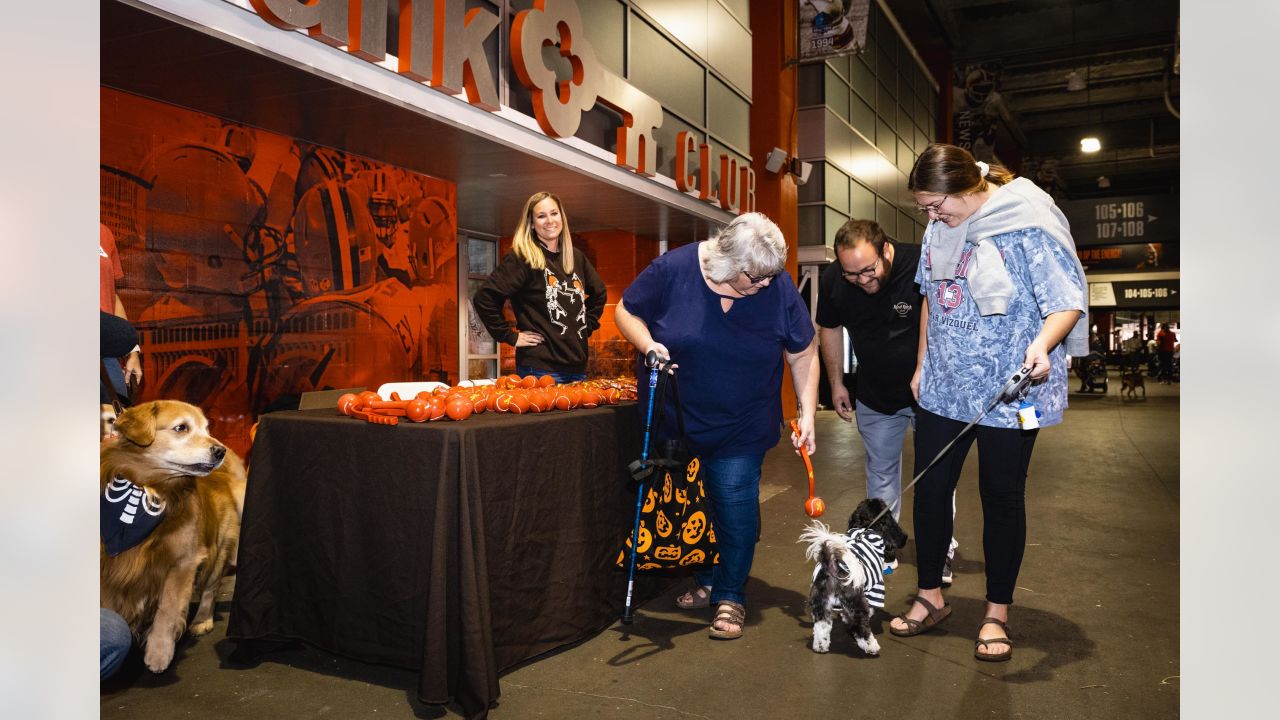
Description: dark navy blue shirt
622,243,815,459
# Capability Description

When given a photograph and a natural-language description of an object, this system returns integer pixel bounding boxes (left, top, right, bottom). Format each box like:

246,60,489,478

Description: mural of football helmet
143,140,267,294
288,178,379,297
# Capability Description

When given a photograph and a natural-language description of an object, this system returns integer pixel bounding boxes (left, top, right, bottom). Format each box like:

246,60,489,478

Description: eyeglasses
841,255,881,280
743,270,778,285
915,195,948,215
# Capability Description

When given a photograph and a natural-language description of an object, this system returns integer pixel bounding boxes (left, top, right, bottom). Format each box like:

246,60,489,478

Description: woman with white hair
614,212,820,640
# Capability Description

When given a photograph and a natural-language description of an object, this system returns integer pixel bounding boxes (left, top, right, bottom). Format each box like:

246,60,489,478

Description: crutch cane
622,350,662,624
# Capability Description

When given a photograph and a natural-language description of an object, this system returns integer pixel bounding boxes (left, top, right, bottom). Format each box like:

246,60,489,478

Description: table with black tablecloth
226,403,669,718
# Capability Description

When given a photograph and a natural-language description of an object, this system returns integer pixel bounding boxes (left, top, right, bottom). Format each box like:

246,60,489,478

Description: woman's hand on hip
515,331,544,347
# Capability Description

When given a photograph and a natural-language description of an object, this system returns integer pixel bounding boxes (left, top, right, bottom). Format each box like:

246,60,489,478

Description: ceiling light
1066,70,1086,91
1080,137,1101,153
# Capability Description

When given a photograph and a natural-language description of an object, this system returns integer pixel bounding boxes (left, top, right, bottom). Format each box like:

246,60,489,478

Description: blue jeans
101,608,132,679
692,453,764,607
516,365,585,384
854,400,915,521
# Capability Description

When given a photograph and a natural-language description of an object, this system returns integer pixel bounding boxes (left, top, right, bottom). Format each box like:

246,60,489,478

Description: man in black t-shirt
816,219,956,579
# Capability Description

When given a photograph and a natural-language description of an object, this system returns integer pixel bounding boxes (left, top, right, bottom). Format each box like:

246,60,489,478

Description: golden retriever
100,400,246,673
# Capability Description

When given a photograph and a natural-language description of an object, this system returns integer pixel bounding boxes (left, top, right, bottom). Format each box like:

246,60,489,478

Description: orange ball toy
805,496,826,518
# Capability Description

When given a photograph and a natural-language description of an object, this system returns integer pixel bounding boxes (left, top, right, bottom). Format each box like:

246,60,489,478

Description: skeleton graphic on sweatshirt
544,269,590,338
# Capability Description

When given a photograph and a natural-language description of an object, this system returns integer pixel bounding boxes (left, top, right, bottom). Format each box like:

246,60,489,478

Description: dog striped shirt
842,530,887,609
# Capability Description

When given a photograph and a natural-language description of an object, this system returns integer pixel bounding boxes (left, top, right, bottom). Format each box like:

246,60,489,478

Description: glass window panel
876,197,896,238
877,49,894,87
634,0,708,58
877,82,895,122
897,138,914,175
898,210,918,243
825,163,849,214
850,92,875,137
849,55,876,103
630,18,705,125
828,54,850,82
579,0,625,76
850,179,875,219
468,238,495,275
650,110,702,183
897,102,913,137
708,76,750,153
705,139,750,206
825,207,849,244
875,118,895,160
708,1,752,95
824,66,849,123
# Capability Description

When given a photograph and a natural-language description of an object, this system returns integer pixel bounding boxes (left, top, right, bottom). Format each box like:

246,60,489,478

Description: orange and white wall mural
102,89,458,455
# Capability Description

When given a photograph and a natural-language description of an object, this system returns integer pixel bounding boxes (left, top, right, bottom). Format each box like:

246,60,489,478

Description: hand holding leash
791,419,824,518
999,366,1034,404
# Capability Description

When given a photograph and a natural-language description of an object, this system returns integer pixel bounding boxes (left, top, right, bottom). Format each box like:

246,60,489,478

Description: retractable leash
860,366,1036,531
622,350,663,625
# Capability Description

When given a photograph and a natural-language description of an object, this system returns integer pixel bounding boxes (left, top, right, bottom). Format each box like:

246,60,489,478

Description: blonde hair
512,191,574,274
701,212,787,283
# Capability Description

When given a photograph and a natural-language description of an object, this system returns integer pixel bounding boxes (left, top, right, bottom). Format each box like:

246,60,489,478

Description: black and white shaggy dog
799,498,909,656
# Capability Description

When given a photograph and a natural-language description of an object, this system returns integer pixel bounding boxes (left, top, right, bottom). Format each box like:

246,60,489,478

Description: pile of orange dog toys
337,375,638,426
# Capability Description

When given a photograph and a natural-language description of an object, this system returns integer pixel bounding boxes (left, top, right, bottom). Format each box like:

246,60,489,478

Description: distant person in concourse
1156,323,1177,383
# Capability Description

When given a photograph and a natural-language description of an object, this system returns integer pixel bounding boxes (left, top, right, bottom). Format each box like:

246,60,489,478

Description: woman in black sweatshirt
472,192,607,383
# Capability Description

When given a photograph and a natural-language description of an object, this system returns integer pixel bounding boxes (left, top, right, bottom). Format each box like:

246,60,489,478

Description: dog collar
101,476,166,556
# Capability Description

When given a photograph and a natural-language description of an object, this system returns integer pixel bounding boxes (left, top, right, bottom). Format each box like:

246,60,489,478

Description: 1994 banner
798,0,871,61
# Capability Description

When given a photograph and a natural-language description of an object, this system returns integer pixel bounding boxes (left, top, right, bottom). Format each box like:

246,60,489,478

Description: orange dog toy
790,419,824,517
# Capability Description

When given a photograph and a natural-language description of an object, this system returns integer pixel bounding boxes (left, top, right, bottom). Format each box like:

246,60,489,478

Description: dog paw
811,619,832,653
189,618,214,636
144,637,175,673
855,634,880,656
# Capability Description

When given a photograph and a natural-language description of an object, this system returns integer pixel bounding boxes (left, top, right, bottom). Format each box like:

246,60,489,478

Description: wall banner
798,0,871,61
1077,243,1179,272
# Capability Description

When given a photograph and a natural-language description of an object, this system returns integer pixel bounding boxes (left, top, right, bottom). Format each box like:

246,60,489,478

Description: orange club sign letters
248,0,754,213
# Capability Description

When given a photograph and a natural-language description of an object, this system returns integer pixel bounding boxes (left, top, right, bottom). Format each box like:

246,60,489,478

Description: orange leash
790,419,825,517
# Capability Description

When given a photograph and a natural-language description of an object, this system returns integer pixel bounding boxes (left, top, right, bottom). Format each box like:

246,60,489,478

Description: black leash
860,367,1034,530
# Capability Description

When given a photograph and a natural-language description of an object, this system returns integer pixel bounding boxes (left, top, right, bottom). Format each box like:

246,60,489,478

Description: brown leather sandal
888,595,952,637
974,617,1013,662
676,585,712,610
708,601,745,640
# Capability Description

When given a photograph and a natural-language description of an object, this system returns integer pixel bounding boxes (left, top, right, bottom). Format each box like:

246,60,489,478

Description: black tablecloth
226,403,668,718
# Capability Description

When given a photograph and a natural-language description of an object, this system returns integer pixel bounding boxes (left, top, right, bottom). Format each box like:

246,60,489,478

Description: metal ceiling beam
1006,79,1168,113
1017,100,1173,130
1000,56,1169,93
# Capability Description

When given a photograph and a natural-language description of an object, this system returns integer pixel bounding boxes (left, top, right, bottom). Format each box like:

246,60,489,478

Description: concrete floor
102,371,1179,719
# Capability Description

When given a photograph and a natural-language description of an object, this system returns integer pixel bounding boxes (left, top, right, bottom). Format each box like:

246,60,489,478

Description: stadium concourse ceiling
892,0,1180,199
100,0,731,241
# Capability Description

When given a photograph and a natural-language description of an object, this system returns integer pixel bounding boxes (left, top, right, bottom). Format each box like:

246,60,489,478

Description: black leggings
912,408,1037,605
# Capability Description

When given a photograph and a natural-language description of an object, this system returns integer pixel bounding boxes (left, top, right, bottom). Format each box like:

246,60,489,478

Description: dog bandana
842,530,887,609
101,477,166,556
